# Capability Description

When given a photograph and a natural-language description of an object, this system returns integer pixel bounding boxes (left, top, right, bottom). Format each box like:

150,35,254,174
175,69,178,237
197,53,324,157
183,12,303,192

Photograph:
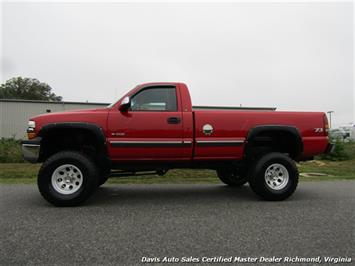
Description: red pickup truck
22,82,332,206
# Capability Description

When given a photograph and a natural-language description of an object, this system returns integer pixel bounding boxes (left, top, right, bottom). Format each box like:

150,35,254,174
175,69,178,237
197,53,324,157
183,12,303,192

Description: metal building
1,99,277,140
0,99,109,139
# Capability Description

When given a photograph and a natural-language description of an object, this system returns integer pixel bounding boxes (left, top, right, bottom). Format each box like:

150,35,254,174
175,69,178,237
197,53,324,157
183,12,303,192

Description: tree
0,77,62,101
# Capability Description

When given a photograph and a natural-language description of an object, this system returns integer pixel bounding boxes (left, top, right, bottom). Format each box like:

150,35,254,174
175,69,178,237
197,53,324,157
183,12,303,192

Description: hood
32,107,108,119
30,107,110,131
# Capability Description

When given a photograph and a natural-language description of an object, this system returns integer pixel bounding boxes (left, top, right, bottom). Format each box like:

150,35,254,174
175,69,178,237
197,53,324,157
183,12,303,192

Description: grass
0,164,221,184
297,141,355,180
0,138,24,163
0,142,354,184
297,160,355,180
1,158,354,184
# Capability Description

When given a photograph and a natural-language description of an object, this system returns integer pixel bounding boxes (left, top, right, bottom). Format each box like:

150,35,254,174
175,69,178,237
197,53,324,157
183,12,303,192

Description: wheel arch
244,125,303,160
38,122,109,167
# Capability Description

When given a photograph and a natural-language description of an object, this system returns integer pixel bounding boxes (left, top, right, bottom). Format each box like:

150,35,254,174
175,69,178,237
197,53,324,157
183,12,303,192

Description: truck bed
192,105,276,111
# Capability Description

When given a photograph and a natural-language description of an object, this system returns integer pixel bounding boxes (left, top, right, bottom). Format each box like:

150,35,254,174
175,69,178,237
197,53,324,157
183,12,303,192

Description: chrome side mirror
119,96,131,112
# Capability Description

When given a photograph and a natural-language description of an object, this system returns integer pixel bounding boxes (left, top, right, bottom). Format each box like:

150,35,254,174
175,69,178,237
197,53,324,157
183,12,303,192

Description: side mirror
119,96,131,112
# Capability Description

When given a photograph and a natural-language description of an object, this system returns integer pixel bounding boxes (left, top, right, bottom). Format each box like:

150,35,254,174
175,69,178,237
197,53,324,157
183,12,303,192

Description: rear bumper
21,138,41,163
325,143,335,154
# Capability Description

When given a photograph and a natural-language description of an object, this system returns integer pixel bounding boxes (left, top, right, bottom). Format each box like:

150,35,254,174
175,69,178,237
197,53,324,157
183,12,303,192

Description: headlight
27,120,37,139
28,120,36,128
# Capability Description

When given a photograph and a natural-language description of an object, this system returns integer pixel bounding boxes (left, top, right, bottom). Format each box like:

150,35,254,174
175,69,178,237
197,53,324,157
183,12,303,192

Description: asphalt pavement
0,182,354,265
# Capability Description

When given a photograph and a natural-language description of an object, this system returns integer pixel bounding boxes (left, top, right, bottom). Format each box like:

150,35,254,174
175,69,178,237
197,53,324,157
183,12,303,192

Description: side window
131,87,177,111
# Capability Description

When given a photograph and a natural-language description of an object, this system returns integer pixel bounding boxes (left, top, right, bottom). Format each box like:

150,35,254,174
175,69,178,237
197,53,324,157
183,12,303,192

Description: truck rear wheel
38,151,99,206
216,169,248,187
248,152,298,201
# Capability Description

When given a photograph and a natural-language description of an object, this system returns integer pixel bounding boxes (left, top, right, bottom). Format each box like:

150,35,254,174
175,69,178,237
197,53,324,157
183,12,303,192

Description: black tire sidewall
38,151,98,206
98,168,110,186
217,169,248,187
249,153,298,200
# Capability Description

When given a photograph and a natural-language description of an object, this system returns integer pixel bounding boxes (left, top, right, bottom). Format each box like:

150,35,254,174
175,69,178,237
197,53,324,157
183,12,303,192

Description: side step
109,169,168,178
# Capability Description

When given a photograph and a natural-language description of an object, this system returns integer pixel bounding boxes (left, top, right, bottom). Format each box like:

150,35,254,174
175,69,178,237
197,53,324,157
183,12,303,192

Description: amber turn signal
27,132,37,139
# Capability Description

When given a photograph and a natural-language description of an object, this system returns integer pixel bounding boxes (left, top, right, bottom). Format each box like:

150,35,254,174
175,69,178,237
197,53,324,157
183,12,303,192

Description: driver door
107,86,185,160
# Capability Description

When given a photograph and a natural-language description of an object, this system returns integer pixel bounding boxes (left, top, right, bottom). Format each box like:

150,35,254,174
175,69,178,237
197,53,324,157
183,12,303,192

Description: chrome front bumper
21,138,41,163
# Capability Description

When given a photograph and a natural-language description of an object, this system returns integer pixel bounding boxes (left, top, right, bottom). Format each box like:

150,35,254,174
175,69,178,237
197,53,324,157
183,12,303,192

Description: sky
1,1,354,127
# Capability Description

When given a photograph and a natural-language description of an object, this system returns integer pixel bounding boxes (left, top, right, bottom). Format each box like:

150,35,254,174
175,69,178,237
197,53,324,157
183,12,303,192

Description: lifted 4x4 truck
22,83,332,206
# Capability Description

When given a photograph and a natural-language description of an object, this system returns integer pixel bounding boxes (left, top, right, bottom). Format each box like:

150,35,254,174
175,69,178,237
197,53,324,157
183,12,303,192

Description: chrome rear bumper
325,143,335,154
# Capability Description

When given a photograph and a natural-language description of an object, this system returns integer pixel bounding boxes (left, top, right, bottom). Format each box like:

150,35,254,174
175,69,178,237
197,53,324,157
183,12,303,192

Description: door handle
167,117,181,124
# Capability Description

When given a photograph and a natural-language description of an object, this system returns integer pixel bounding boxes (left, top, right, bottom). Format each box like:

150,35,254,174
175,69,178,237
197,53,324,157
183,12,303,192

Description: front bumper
21,138,41,163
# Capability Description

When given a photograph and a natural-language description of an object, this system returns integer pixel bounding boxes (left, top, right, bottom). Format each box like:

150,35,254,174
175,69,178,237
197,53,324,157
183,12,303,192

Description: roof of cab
137,82,185,87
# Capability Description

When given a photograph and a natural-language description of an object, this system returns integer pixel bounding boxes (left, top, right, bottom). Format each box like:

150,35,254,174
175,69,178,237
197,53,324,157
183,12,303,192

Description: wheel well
245,129,303,160
38,127,109,168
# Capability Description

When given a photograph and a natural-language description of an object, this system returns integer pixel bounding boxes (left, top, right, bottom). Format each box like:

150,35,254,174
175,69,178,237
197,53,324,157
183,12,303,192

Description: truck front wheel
216,169,248,187
38,151,99,206
248,152,298,201
98,168,110,187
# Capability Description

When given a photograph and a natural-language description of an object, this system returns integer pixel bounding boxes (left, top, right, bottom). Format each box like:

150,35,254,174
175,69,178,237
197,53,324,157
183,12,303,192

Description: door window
131,87,177,111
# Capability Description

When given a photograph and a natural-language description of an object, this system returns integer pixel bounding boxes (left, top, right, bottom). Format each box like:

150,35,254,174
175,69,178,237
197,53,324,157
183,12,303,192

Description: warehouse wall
0,100,109,139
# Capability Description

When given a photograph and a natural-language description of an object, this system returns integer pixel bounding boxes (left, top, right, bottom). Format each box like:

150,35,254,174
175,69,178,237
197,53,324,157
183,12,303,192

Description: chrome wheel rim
264,163,289,190
51,164,83,195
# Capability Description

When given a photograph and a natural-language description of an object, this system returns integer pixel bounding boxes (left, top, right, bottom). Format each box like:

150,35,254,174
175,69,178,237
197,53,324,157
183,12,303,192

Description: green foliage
319,138,351,161
0,77,62,101
0,138,24,163
345,140,355,157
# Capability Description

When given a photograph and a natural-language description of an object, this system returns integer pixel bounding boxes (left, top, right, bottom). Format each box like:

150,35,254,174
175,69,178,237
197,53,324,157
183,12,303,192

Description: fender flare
39,122,106,143
245,125,303,158
38,122,108,163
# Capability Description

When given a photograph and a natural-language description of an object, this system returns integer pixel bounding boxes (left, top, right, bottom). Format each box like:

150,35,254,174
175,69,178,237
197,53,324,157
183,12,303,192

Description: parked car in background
329,128,347,140
330,124,355,141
